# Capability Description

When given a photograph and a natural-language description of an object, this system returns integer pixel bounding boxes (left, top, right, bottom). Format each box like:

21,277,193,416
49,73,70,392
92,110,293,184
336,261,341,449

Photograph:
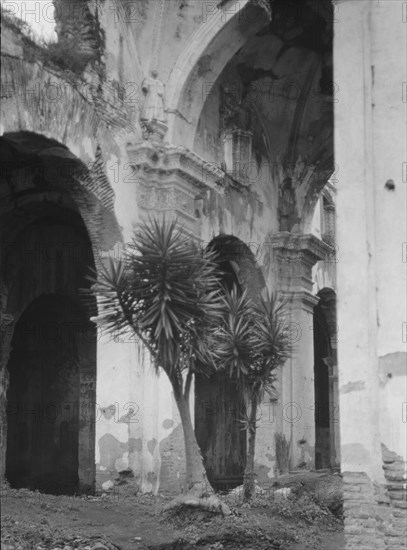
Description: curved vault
188,0,335,232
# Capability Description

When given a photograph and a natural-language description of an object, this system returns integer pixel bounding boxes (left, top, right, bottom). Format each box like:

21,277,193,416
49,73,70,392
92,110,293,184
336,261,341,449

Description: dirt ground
1,472,344,550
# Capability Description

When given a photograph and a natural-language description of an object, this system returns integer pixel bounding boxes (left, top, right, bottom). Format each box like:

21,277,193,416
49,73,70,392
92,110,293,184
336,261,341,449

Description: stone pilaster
268,233,333,470
268,232,332,294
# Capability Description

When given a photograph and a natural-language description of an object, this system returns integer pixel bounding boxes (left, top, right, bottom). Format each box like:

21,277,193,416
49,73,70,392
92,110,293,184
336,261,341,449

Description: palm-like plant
89,218,229,512
214,287,293,501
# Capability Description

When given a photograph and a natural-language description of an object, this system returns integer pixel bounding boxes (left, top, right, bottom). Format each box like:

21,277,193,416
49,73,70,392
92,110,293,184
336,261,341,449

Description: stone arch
209,234,267,301
169,0,335,238
195,234,267,490
1,57,137,164
165,0,271,148
0,131,122,257
0,131,122,491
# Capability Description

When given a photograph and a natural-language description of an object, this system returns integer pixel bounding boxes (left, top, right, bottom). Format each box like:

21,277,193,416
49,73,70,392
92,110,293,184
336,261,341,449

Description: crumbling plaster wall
0,14,144,490
0,7,196,494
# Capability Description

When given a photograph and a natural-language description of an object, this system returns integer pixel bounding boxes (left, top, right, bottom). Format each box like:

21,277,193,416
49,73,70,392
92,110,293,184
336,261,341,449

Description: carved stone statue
279,177,299,231
140,70,166,123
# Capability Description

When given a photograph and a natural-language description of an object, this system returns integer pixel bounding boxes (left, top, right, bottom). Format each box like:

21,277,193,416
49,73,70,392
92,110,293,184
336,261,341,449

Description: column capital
282,290,320,314
268,232,333,293
268,232,332,264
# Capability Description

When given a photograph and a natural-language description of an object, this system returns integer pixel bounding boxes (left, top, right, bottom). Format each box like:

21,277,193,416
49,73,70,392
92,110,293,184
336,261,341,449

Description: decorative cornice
268,232,333,294
268,232,334,265
126,141,226,238
126,141,225,192
125,140,260,239
281,290,320,313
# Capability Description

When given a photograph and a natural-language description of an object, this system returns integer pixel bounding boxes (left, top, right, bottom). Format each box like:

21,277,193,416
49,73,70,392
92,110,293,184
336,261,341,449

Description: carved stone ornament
126,141,224,237
141,119,168,143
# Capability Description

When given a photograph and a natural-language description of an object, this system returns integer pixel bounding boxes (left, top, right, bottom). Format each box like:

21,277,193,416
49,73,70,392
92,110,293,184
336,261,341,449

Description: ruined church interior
0,1,405,549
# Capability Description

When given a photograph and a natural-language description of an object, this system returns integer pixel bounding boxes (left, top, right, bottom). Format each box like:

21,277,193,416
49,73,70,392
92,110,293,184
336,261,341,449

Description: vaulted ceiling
196,0,334,231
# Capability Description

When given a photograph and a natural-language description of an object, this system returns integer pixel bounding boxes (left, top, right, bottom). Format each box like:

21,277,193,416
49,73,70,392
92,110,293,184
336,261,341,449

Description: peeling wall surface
0,1,406,547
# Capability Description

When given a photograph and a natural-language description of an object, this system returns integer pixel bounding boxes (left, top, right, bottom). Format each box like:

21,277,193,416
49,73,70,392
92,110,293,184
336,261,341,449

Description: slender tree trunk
173,391,211,495
164,376,230,514
164,372,231,516
243,394,258,502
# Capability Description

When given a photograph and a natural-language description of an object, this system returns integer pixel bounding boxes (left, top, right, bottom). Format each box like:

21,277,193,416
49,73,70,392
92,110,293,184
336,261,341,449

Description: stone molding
280,290,320,314
126,141,227,236
268,232,333,295
126,141,224,189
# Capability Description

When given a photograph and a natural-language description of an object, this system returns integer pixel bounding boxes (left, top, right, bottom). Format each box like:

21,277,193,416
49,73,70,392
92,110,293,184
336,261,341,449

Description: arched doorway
313,288,339,469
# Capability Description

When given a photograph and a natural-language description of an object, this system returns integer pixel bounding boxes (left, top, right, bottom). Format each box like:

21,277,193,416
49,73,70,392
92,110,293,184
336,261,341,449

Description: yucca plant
214,287,292,501
88,218,230,513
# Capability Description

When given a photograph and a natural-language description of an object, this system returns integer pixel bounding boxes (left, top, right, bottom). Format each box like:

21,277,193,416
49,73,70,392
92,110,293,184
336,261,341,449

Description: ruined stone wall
0,11,137,490
1,0,337,496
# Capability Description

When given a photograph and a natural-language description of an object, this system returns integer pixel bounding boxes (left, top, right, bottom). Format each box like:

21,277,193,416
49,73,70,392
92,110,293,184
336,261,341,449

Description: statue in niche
140,70,166,123
279,177,299,231
220,85,251,132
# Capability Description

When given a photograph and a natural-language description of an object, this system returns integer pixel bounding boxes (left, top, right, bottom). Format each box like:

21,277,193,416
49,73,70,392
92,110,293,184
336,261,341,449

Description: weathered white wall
370,0,407,464
335,0,406,481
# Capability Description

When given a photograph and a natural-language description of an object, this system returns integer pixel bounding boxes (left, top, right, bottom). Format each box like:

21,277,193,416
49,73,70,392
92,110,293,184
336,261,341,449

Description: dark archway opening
313,288,338,470
6,294,93,494
3,210,97,494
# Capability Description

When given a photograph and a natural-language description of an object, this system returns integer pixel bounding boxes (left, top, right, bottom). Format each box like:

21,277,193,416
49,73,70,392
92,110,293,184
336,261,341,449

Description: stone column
268,233,332,470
